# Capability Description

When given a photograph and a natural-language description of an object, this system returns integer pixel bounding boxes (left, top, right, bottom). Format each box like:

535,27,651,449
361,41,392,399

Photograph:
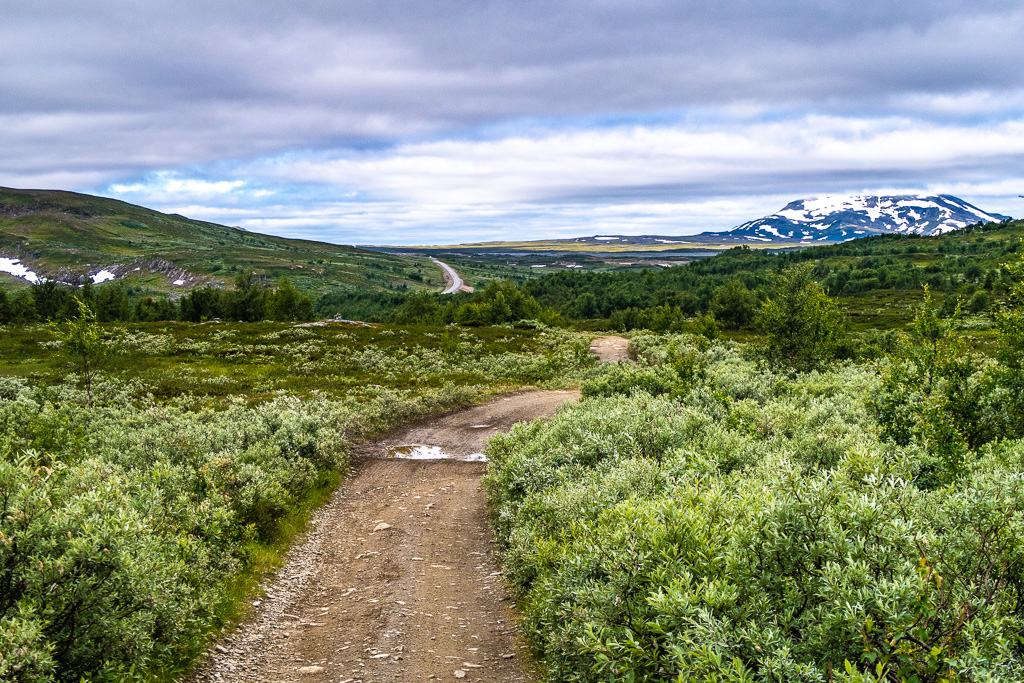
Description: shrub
759,263,848,373
485,335,1024,681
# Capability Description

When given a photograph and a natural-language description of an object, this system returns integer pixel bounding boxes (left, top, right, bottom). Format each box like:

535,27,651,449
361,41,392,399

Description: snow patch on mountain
726,194,1008,243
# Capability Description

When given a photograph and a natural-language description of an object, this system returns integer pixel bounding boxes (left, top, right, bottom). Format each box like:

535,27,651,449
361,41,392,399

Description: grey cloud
2,0,1023,191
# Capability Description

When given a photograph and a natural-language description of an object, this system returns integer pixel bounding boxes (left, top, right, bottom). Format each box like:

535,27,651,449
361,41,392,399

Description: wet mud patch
386,444,487,462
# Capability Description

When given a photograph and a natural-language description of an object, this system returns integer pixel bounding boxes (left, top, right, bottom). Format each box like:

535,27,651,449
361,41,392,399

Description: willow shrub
485,335,1024,682
0,321,598,681
0,377,493,682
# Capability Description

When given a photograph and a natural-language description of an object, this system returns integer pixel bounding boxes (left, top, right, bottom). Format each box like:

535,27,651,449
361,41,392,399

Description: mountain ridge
420,194,1011,252
724,194,1009,244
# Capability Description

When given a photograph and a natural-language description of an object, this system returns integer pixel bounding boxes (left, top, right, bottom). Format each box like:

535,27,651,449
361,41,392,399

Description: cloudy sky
2,1,1023,244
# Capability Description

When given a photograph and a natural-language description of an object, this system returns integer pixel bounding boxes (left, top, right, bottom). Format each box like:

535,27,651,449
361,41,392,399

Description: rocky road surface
187,389,581,683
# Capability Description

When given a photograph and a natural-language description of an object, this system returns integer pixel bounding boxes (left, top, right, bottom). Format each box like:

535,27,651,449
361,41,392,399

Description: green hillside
0,187,444,296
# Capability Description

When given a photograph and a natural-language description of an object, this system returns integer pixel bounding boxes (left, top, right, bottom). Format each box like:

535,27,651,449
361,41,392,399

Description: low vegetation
5,211,1024,682
483,272,1024,681
0,316,594,681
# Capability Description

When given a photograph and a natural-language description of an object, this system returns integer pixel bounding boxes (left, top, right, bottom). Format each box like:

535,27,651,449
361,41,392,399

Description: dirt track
589,335,632,363
188,389,581,683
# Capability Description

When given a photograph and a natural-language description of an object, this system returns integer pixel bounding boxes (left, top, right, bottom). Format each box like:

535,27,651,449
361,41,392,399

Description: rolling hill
0,187,444,296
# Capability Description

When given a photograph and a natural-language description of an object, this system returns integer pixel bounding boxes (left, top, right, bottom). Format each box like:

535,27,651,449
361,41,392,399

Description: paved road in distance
431,257,464,294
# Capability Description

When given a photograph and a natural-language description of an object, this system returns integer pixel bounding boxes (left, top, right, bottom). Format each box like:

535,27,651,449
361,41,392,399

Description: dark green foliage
314,289,408,322
761,262,847,370
178,286,224,322
968,288,990,312
393,290,443,324
95,282,130,322
711,278,759,329
227,271,266,322
759,263,848,372
266,277,313,322
455,280,543,325
0,287,10,323
9,291,39,323
608,304,689,333
133,296,177,322
30,282,77,322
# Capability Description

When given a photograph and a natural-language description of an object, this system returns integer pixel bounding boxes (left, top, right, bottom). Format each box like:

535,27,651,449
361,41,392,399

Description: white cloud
98,112,1023,244
241,115,1024,206
110,174,246,198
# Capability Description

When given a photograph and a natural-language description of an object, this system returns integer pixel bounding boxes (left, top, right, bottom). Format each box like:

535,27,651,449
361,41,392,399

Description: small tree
267,277,314,322
711,278,758,329
990,257,1024,439
95,282,130,322
56,298,113,406
0,287,11,323
759,263,847,372
871,287,981,483
227,271,267,322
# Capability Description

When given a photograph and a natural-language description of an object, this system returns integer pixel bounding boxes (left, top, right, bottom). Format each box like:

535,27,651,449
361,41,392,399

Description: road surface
431,257,464,294
188,390,579,683
187,340,631,683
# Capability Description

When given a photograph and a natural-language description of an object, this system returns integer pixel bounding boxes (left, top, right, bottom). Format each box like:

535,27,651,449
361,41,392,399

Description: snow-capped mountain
723,194,1008,243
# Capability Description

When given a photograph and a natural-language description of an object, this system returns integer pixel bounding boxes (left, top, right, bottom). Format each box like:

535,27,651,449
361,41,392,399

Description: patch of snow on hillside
0,257,41,283
594,236,619,241
799,196,857,216
172,279,185,285
898,199,936,210
91,270,116,284
777,207,812,221
745,236,772,242
759,225,787,239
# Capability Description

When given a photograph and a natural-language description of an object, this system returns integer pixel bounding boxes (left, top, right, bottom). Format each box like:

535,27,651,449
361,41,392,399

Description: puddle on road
386,444,487,462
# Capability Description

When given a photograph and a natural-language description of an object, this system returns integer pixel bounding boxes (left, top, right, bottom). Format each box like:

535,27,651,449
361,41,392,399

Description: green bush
759,263,848,373
485,337,1024,682
0,321,597,680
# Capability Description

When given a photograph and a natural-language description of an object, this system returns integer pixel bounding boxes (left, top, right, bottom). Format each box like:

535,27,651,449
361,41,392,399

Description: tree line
0,272,314,324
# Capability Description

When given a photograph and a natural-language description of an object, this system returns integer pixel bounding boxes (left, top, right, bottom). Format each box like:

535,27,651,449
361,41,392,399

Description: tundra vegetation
4,217,1024,682
0,316,594,681
482,264,1024,682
